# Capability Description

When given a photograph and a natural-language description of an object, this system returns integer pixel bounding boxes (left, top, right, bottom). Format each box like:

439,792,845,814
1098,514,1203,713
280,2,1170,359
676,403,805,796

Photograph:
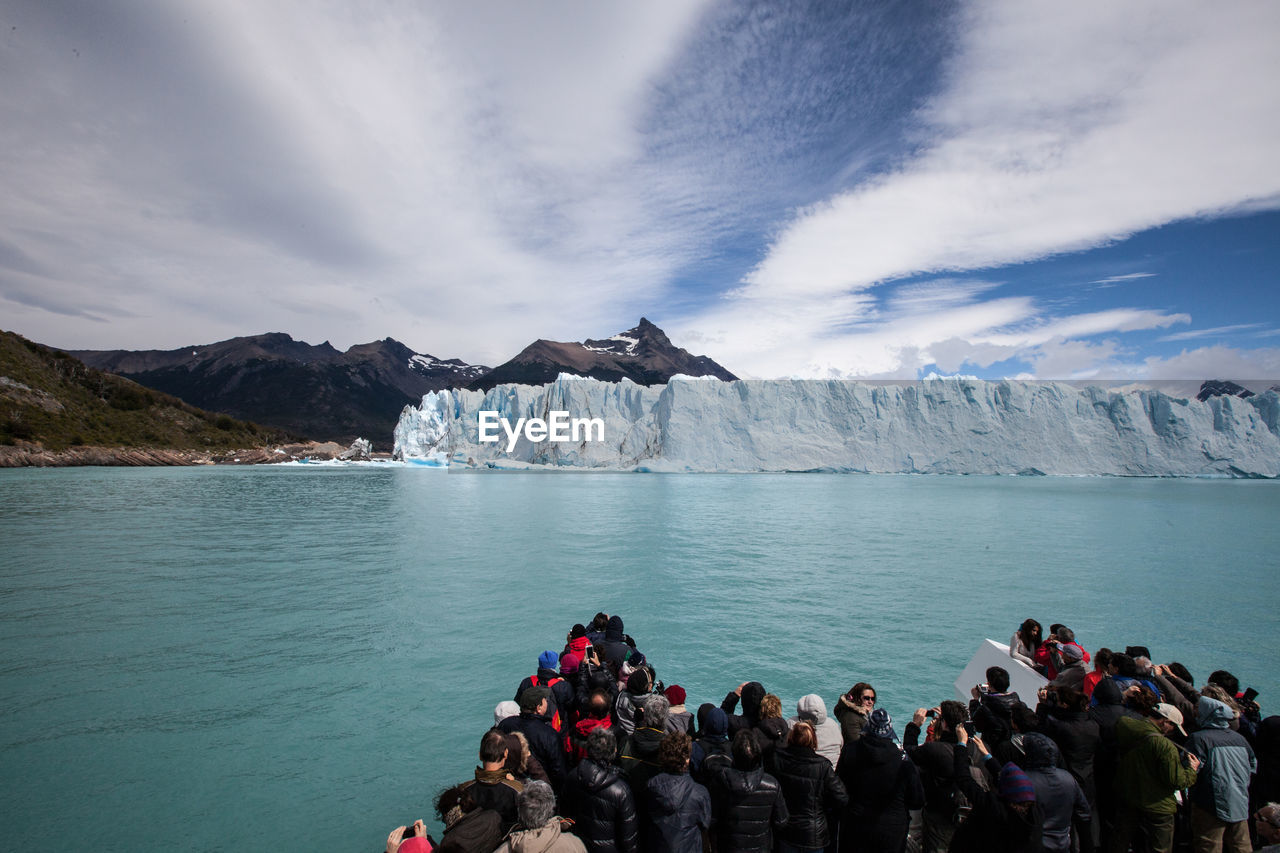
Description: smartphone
1242,687,1259,704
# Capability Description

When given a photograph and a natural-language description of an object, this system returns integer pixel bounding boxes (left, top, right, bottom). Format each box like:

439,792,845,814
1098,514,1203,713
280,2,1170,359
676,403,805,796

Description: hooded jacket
722,682,765,739
692,707,732,781
601,616,631,669
970,691,1023,744
561,758,639,853
836,734,925,853
771,744,848,849
834,693,869,743
707,764,788,852
1035,700,1101,800
1113,716,1197,815
1186,697,1256,823
645,772,711,853
619,726,666,795
787,694,843,768
1021,733,1090,853
500,713,568,792
494,818,588,853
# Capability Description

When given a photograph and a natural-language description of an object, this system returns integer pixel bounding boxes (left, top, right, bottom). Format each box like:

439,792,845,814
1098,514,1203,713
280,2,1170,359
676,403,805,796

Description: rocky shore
0,438,381,468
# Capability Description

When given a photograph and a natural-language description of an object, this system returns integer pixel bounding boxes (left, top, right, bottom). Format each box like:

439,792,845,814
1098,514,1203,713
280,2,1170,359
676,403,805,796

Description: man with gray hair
494,780,586,853
562,727,639,853
619,694,669,799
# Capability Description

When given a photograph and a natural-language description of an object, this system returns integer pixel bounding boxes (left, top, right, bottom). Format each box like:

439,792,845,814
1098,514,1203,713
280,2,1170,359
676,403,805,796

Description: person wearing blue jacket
1187,696,1256,853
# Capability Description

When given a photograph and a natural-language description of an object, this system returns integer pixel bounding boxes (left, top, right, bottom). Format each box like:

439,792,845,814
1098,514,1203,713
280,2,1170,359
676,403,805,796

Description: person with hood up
1186,696,1256,853
494,780,587,853
772,720,848,853
722,680,767,739
706,728,789,852
836,708,924,853
619,694,669,798
1020,732,1091,852
563,624,592,661
645,732,712,853
834,682,877,744
787,694,842,768
561,727,638,853
600,616,632,670
1107,692,1200,853
691,705,732,782
949,727,1045,853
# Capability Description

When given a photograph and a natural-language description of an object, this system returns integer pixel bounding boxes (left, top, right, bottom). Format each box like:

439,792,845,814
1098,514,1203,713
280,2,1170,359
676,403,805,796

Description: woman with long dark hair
1010,619,1043,669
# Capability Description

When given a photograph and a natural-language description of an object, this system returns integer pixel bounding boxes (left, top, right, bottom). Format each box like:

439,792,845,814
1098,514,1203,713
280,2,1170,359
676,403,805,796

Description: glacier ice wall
392,377,1280,477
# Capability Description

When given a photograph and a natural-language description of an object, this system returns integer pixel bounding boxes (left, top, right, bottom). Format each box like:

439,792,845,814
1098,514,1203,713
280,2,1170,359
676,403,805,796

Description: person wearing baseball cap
1110,690,1200,853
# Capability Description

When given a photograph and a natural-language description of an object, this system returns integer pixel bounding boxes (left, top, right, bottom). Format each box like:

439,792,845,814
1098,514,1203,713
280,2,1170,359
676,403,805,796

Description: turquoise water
1,467,1277,852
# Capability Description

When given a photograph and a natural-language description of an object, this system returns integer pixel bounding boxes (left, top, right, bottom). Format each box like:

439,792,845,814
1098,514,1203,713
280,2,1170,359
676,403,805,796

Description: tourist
1081,648,1113,699
755,693,790,761
499,687,567,791
772,720,848,853
1107,691,1200,853
561,727,638,853
950,727,1045,853
834,682,877,743
493,780,586,853
690,705,732,782
1010,619,1044,669
618,694,669,797
836,708,924,853
663,685,693,735
504,731,551,786
1020,732,1090,852
705,728,789,852
1035,685,1100,846
515,650,573,732
645,732,712,853
787,694,842,769
904,700,970,853
1036,626,1090,682
457,729,523,833
385,820,433,853
567,689,614,765
970,666,1022,748
564,624,592,661
433,784,505,853
586,613,609,644
600,615,632,670
614,668,654,736
1047,642,1088,691
722,680,767,739
1254,803,1280,852
1186,696,1256,853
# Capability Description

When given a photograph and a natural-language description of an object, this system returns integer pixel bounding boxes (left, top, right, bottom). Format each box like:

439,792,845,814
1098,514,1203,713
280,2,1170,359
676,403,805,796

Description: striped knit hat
997,763,1036,803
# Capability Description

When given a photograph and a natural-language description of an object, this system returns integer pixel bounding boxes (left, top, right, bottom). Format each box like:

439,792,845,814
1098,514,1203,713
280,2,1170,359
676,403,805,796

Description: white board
954,638,1048,703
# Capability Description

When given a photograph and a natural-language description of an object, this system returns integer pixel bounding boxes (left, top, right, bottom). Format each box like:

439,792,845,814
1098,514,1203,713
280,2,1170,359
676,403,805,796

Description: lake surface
1,466,1276,851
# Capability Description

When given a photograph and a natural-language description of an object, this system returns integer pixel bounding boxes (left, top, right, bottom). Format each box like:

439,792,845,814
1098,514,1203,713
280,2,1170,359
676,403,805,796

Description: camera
926,709,938,719
977,683,990,694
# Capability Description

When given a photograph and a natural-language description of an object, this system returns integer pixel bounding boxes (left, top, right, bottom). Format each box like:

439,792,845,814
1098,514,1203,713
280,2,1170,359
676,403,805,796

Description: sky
1,0,1278,380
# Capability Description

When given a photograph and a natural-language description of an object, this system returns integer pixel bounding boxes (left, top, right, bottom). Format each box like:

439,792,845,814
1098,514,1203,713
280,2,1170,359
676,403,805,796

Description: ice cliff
392,377,1280,476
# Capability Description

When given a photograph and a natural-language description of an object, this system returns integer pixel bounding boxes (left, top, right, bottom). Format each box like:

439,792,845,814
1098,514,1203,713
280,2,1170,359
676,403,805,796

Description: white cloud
685,1,1280,378
1091,272,1155,286
1158,323,1267,343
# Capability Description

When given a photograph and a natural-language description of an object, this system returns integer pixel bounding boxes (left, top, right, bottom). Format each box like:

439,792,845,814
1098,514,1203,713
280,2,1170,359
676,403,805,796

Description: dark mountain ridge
467,317,737,391
72,333,489,448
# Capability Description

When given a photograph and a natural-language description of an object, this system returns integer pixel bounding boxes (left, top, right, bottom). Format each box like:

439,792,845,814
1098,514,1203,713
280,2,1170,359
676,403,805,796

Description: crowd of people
382,614,1280,853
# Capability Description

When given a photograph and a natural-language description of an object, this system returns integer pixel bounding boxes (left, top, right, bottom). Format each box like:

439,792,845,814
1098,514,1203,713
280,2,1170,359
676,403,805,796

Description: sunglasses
860,694,876,703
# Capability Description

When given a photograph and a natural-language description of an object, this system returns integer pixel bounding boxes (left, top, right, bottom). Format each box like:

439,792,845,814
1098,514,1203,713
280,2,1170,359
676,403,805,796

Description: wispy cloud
1091,272,1156,286
1159,323,1266,343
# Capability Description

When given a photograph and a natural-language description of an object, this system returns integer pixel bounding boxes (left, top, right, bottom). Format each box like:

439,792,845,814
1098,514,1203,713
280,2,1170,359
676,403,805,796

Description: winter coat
691,707,732,783
836,734,925,853
1255,715,1280,807
771,744,848,849
618,726,665,797
516,668,576,731
500,713,568,792
1113,716,1197,815
1035,702,1101,802
706,764,788,852
1186,697,1256,823
494,818,587,853
970,691,1023,745
665,706,693,736
833,694,869,743
436,807,506,853
561,758,639,853
600,616,632,670
754,717,789,766
902,723,967,821
461,767,524,832
787,694,843,767
1021,734,1090,853
645,772,711,853
566,716,612,765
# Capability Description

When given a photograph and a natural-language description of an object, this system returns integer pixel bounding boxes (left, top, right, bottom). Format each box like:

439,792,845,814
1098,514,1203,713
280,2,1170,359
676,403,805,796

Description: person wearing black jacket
771,721,848,853
1087,677,1133,847
722,681,767,739
903,700,969,853
646,732,712,853
600,615,633,669
836,708,924,853
516,650,576,732
561,727,638,853
707,729,789,853
499,688,568,793
950,727,1045,853
1035,686,1100,848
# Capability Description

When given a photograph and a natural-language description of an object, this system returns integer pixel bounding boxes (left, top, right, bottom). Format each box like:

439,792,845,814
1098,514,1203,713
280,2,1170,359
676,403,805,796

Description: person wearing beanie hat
949,727,1046,853
563,624,591,660
515,651,576,735
494,700,521,726
836,704,923,852
665,685,693,735
559,653,581,677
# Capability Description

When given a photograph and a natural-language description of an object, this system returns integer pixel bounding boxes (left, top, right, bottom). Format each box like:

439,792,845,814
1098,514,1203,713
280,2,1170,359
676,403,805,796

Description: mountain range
68,319,736,446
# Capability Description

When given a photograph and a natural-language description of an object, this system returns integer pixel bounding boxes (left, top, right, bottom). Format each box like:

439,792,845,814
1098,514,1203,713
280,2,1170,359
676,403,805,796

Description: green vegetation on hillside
0,331,297,451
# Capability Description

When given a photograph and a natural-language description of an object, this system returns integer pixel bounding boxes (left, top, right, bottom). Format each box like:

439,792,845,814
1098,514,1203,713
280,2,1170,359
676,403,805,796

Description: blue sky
1,0,1277,379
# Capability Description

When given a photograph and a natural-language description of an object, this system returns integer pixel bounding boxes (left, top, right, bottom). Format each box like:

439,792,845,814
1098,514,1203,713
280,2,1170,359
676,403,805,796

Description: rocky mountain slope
72,333,488,448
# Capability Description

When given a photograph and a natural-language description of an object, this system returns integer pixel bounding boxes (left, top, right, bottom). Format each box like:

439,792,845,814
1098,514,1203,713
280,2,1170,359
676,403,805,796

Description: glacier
391,376,1280,477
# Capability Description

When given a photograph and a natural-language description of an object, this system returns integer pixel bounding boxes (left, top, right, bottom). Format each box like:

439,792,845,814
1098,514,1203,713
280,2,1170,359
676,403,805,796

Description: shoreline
0,440,391,468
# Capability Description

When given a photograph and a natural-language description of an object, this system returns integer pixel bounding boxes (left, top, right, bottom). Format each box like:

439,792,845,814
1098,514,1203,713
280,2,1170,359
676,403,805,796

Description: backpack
528,674,564,732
